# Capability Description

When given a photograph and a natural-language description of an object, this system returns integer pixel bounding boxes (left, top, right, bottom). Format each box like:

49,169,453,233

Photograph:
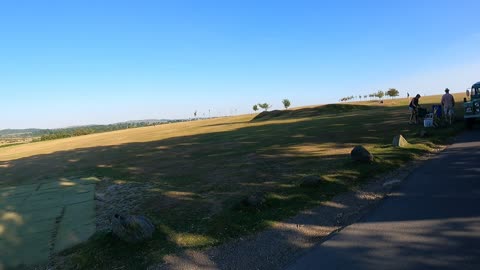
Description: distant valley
0,119,184,146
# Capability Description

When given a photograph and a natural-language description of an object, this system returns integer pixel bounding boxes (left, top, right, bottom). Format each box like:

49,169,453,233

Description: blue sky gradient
1,0,479,128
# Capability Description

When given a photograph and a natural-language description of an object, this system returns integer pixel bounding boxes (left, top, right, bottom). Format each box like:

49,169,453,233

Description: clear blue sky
1,0,479,129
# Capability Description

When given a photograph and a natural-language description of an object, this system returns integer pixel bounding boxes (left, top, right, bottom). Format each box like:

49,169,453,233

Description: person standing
409,94,421,124
441,88,455,124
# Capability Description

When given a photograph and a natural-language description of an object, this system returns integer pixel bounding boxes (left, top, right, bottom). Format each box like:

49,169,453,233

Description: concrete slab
0,184,37,202
0,177,98,268
0,231,51,268
55,220,96,252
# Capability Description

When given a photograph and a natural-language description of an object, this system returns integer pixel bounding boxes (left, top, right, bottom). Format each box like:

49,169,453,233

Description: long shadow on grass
163,129,480,270
0,105,459,269
283,132,480,269
251,104,375,122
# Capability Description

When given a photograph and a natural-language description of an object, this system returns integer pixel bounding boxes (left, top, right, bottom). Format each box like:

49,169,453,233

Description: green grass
0,94,466,269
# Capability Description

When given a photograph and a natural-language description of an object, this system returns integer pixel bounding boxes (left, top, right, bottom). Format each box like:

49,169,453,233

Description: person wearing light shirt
441,88,455,124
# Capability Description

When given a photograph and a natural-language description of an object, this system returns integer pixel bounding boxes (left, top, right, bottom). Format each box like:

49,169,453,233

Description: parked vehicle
464,81,480,129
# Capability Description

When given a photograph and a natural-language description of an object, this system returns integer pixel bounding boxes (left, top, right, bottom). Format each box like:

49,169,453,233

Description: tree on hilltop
386,88,400,99
377,90,385,99
258,103,272,111
282,99,291,110
253,104,259,112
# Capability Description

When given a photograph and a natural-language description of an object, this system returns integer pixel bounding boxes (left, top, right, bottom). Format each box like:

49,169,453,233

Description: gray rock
111,214,155,243
94,192,106,202
300,175,324,187
392,135,409,147
350,145,373,163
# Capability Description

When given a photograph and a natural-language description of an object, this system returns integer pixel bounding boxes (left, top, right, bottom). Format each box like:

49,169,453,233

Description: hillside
0,119,187,148
0,94,466,269
0,128,44,138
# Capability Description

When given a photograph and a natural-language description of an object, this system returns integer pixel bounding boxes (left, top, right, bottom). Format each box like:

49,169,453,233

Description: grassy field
0,138,32,148
0,93,467,269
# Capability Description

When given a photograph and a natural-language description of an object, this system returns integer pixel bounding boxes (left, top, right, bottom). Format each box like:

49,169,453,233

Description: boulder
392,135,409,147
111,214,155,243
350,145,373,163
300,175,324,187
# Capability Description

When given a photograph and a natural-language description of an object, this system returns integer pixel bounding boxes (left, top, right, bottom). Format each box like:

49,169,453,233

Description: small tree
253,104,259,112
258,103,272,111
377,90,384,99
282,99,291,110
386,88,399,99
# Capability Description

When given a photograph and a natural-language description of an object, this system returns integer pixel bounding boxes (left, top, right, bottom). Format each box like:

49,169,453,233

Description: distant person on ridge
441,88,455,124
409,94,421,124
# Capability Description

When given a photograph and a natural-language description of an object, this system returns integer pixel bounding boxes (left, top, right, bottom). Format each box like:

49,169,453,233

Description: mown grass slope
0,93,466,268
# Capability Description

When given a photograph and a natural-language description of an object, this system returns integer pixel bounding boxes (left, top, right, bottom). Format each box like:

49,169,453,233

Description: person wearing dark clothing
409,94,421,124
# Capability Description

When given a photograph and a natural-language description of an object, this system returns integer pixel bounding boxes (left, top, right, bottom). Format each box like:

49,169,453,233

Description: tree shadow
161,130,480,270
280,130,480,269
251,104,375,122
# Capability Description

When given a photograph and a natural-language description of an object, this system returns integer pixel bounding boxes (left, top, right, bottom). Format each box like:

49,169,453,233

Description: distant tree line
252,99,291,112
340,88,399,102
32,121,174,142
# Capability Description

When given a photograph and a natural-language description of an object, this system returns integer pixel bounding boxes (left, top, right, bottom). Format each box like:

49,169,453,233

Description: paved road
286,129,480,270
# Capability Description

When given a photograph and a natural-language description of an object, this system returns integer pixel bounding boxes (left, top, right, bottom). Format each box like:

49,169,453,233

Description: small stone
336,213,344,224
350,145,374,163
94,192,106,202
111,214,156,243
392,135,409,147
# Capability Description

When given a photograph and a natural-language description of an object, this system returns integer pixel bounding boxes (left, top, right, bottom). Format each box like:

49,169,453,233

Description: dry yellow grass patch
0,115,247,161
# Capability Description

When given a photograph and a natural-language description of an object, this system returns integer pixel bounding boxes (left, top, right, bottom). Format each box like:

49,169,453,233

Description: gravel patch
95,178,155,232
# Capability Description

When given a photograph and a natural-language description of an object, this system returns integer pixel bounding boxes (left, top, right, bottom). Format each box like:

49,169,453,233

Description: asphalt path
286,129,480,270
